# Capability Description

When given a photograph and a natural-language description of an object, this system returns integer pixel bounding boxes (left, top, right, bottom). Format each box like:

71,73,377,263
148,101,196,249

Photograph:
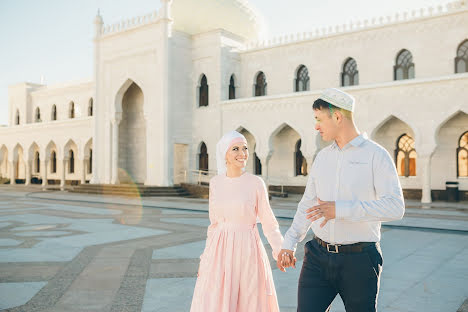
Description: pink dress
190,172,284,312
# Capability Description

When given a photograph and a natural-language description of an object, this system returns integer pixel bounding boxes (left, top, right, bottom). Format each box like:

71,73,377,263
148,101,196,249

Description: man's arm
335,148,405,222
282,171,317,252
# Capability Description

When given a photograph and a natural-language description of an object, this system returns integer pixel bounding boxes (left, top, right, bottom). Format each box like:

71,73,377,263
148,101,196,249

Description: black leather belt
314,236,377,254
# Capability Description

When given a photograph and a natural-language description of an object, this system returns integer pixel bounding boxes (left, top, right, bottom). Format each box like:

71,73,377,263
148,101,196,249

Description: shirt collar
331,132,368,150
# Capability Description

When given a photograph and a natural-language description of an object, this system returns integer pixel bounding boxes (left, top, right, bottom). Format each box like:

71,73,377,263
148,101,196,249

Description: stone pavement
0,185,467,312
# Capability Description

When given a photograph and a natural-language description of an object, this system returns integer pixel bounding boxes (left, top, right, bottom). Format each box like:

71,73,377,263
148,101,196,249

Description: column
81,159,87,184
420,155,433,204
111,118,121,184
25,160,31,186
90,11,103,185
60,159,66,191
9,161,16,185
41,160,48,189
256,153,272,187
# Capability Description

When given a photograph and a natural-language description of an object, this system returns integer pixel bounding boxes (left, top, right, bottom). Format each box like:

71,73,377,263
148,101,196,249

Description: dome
171,0,266,41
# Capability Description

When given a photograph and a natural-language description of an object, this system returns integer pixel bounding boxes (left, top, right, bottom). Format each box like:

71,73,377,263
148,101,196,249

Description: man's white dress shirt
283,133,405,251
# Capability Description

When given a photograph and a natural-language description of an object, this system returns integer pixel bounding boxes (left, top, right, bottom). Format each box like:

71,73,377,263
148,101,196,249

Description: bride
190,130,284,312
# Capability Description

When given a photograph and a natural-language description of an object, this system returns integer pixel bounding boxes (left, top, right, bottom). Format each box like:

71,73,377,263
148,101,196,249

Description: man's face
314,108,338,141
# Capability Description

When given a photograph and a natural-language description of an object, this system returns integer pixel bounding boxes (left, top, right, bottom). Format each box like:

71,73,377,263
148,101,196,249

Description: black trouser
297,238,383,312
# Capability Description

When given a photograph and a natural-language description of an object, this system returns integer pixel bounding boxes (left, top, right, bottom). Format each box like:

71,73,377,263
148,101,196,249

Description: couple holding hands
190,88,405,312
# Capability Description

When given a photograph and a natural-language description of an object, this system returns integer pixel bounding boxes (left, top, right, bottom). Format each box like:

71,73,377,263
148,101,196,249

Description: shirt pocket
344,161,373,191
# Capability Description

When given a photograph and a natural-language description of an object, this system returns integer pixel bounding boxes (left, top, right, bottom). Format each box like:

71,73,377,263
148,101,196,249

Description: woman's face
225,142,249,170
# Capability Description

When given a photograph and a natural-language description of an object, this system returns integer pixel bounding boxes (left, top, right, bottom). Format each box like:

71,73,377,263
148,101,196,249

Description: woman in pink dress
190,130,284,312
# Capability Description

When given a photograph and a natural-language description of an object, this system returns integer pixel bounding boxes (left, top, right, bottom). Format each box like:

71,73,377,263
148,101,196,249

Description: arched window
69,102,75,118
35,152,40,173
15,110,20,125
295,65,310,92
341,58,359,86
199,75,209,107
457,131,468,177
198,142,208,173
229,75,236,100
51,151,57,173
69,150,75,173
295,139,308,176
88,149,93,174
51,105,57,121
394,49,415,80
254,72,267,96
455,39,468,73
395,134,417,177
35,107,41,122
88,98,93,116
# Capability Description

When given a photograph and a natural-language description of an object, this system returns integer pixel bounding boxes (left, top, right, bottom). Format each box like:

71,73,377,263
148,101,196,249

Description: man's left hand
306,198,336,228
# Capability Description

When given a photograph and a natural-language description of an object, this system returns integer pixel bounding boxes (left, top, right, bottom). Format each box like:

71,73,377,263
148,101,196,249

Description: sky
0,0,453,126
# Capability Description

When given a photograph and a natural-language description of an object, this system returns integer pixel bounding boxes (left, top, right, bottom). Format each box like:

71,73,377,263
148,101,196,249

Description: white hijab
216,130,248,175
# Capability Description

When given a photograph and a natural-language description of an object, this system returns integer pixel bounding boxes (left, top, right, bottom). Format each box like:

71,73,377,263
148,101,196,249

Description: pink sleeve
256,178,284,260
200,179,218,262
206,181,218,239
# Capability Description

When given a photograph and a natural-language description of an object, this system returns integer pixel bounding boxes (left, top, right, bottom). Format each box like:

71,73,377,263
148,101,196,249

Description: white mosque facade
1,0,468,203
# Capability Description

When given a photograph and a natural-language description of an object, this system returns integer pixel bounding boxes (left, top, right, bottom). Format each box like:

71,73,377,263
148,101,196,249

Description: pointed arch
0,145,8,179
27,142,41,175
88,98,93,116
45,141,58,175
268,123,305,179
457,131,468,177
15,109,20,125
114,78,145,114
69,101,75,118
394,49,415,80
197,141,209,173
198,74,209,107
229,74,236,100
295,65,310,92
254,71,267,96
455,39,468,73
84,138,93,174
51,104,57,121
341,57,359,86
434,108,468,145
35,107,41,122
372,115,417,176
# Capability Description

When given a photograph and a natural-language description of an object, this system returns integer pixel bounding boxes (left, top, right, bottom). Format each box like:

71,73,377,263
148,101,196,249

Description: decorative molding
101,10,160,37
242,1,468,52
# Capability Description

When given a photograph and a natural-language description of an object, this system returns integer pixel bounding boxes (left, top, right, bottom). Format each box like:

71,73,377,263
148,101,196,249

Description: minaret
90,10,103,184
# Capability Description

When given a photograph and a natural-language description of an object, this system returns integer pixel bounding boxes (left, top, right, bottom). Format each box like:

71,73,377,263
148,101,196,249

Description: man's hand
306,198,336,228
276,249,296,272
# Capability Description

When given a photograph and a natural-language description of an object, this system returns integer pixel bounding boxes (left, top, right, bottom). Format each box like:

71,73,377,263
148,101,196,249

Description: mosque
1,0,467,203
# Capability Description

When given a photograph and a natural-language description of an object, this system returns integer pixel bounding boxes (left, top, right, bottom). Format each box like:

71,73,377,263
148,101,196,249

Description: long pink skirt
190,222,279,312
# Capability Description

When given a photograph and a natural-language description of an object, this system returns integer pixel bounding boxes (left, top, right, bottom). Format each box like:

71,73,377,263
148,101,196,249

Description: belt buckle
327,244,339,253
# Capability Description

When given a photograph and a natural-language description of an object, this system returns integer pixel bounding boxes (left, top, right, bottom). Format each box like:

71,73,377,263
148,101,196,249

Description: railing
174,170,289,196
174,169,218,185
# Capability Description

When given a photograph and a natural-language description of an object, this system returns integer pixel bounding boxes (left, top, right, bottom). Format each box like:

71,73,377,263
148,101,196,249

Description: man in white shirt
277,88,405,312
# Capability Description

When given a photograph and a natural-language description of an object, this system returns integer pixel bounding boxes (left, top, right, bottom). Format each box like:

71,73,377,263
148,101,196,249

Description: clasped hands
277,198,336,272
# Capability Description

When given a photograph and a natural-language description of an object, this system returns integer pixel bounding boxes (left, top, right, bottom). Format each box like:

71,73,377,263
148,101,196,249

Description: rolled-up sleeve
335,148,405,222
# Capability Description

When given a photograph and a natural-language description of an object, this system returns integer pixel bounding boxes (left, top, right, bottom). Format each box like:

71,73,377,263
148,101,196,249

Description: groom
277,88,405,311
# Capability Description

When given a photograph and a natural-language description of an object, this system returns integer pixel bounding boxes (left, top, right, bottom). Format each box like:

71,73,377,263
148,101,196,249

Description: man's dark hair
312,99,338,114
312,98,353,119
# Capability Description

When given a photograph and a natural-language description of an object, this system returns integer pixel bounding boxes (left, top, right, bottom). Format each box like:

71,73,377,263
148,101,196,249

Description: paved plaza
0,185,467,312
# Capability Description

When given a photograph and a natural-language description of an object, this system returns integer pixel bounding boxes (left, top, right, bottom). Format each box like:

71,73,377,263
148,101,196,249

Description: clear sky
0,0,452,125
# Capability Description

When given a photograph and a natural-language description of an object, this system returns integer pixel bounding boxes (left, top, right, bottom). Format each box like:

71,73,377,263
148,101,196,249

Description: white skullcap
319,88,355,112
216,130,247,175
